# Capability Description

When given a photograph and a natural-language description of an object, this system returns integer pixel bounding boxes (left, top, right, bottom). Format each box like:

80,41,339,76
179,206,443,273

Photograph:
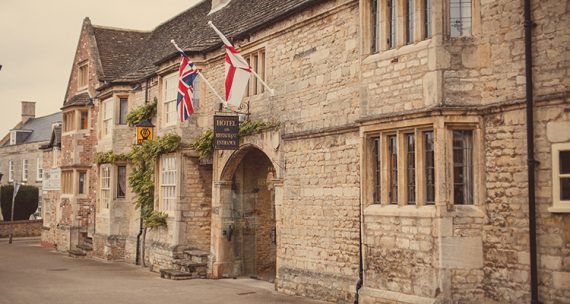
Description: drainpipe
135,214,143,265
354,187,364,303
523,0,538,303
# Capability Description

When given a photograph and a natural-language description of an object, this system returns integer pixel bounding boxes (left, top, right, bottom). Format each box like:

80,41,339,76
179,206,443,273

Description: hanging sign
136,120,154,145
214,115,239,150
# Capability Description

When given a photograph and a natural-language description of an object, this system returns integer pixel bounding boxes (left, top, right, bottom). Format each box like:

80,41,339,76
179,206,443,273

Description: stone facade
42,0,569,303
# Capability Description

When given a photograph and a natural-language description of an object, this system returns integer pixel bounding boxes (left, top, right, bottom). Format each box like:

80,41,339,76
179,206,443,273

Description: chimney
209,0,231,14
21,101,36,122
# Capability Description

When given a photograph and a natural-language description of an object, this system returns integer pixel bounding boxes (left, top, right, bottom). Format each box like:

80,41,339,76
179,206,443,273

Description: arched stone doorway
216,146,277,282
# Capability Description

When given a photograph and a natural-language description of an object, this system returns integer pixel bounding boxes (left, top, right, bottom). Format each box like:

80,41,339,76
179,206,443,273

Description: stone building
43,0,569,303
0,101,61,217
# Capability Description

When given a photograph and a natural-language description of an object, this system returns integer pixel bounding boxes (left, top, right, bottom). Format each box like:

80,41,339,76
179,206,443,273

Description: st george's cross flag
208,22,252,108
177,54,199,122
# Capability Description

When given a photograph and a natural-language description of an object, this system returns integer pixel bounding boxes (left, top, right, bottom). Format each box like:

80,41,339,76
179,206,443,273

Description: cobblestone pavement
0,238,328,304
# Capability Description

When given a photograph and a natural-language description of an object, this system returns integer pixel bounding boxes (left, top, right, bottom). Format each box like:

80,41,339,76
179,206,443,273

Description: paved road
0,238,327,304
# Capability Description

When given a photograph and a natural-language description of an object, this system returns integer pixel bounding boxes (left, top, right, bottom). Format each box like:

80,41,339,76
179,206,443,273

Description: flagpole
207,21,275,96
170,40,226,106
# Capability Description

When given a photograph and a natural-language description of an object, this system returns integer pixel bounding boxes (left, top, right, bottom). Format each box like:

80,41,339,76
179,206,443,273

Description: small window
118,98,128,125
551,143,570,212
245,50,266,97
424,131,435,204
371,137,381,204
102,99,113,136
160,156,177,211
9,131,16,145
388,135,398,204
22,159,28,182
406,134,416,204
371,0,380,53
36,157,43,181
78,62,89,88
8,160,14,182
100,166,111,209
405,0,414,44
117,165,126,198
78,171,87,195
452,130,473,204
163,74,178,126
387,0,397,49
424,0,432,38
61,171,73,194
63,112,75,132
80,111,89,130
450,0,472,37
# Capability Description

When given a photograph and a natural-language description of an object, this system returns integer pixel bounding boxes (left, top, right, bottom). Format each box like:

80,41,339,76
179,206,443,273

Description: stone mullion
416,128,426,206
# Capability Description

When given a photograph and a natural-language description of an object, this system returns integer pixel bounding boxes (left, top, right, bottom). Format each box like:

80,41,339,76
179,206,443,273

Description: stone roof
39,124,62,150
62,92,92,109
95,0,324,83
2,112,62,147
92,26,149,81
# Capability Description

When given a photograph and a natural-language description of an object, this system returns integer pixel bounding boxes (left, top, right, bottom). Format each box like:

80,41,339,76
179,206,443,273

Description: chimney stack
21,101,36,122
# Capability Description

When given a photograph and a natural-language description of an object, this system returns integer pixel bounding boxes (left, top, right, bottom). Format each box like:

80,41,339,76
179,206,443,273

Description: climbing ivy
95,151,129,165
126,99,157,126
128,133,182,228
191,119,278,160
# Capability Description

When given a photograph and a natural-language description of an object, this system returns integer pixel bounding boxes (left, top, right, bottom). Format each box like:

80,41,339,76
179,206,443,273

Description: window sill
363,39,431,65
548,205,570,213
449,204,485,218
364,204,436,218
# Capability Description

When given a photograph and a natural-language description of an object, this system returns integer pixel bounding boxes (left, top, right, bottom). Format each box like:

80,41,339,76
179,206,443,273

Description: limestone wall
482,100,570,303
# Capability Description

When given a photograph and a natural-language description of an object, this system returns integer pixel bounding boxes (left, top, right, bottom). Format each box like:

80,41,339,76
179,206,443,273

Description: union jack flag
177,54,199,122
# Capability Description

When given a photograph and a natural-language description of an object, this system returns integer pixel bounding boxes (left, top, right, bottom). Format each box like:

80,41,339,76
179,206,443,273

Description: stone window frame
61,170,73,195
118,97,129,126
116,164,127,199
244,48,266,98
101,98,114,137
549,142,570,213
365,125,434,207
78,170,88,196
79,110,89,130
22,159,28,182
77,60,89,89
159,154,178,213
444,0,480,38
361,0,433,56
161,73,179,127
362,115,484,213
63,111,75,133
36,157,43,181
99,165,112,211
444,122,483,207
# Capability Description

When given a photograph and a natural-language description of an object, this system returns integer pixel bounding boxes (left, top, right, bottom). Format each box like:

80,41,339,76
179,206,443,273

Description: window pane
406,0,414,44
453,130,473,204
424,0,432,38
389,135,398,204
450,0,472,37
117,166,126,198
371,0,379,52
560,151,570,174
424,131,435,203
406,134,415,204
561,177,570,200
119,98,128,125
371,137,381,204
80,111,88,129
388,0,397,48
79,172,86,194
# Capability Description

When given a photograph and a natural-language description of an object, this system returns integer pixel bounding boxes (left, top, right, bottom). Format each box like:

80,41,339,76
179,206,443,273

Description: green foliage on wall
126,99,157,126
95,151,129,165
191,119,278,160
0,185,39,221
128,133,182,228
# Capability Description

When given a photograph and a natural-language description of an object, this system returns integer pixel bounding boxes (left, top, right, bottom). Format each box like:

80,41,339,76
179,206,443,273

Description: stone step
159,269,195,280
68,249,86,258
182,250,209,263
77,243,93,251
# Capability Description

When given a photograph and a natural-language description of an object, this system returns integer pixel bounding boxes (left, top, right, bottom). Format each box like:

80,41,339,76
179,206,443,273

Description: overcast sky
0,0,201,134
